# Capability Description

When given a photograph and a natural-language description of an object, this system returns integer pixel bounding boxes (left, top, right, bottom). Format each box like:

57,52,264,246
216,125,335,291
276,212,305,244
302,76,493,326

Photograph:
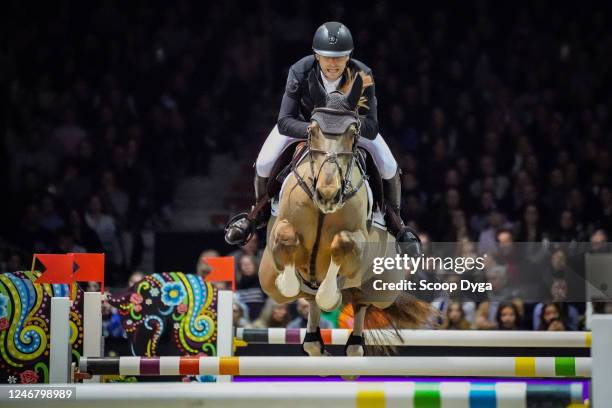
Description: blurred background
2,0,612,332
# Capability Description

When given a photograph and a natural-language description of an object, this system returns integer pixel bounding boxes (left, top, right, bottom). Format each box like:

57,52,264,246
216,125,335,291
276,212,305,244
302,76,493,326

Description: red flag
71,253,105,292
203,256,235,291
34,254,73,285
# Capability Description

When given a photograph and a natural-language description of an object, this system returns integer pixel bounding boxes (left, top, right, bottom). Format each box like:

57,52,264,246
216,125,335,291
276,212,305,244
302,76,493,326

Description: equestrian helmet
312,22,354,57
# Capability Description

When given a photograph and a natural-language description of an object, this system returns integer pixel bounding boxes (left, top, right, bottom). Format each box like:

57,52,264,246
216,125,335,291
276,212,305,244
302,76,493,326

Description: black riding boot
383,169,422,257
224,175,269,246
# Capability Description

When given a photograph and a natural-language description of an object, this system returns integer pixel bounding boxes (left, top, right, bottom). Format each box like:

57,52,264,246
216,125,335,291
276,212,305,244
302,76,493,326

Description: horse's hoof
302,328,329,358
344,334,365,357
395,227,422,257
275,264,300,298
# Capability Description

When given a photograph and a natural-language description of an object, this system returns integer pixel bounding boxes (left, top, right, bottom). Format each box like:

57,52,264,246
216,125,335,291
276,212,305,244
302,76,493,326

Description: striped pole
79,356,591,378
0,382,585,408
235,328,592,348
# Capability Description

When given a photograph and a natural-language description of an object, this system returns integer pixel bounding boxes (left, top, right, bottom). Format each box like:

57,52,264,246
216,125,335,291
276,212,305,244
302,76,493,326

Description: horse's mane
338,69,374,110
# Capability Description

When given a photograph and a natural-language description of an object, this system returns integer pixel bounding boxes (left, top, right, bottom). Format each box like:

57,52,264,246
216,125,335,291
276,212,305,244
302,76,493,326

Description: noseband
292,108,367,209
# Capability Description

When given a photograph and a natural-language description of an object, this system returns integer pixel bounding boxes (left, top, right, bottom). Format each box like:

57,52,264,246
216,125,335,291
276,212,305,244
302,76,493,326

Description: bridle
292,107,368,210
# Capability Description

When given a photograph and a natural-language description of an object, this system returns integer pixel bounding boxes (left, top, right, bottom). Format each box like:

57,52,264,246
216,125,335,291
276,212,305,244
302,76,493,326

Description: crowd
3,1,612,331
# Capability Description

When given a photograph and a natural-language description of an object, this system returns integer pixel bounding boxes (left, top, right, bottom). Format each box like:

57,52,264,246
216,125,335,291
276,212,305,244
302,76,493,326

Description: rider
225,22,420,253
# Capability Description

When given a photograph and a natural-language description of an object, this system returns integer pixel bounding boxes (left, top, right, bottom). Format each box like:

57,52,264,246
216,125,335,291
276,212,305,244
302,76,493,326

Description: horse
258,71,432,357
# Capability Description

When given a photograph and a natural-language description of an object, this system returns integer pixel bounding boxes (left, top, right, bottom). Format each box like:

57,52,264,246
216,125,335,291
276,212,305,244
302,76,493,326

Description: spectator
236,254,266,321
440,301,472,330
288,298,333,329
233,299,251,328
538,303,567,331
253,299,291,328
515,204,545,242
39,195,65,233
85,195,123,284
533,277,580,331
496,302,523,330
67,208,103,253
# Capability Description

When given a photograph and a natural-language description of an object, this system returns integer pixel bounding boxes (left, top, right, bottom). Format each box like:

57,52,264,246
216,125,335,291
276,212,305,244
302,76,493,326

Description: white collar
320,70,342,94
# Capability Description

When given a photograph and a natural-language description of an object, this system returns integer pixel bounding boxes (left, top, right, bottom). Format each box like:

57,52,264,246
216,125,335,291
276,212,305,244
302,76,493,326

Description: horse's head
307,72,364,213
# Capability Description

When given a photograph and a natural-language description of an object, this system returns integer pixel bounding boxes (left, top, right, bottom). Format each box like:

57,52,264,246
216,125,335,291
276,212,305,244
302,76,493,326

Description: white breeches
255,125,398,179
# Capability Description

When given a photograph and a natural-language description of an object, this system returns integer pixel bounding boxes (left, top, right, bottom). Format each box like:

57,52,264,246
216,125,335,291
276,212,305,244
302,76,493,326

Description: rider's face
316,54,349,81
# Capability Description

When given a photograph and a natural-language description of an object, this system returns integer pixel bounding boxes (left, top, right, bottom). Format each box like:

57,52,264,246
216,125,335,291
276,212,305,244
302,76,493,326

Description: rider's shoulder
349,58,373,74
289,55,317,75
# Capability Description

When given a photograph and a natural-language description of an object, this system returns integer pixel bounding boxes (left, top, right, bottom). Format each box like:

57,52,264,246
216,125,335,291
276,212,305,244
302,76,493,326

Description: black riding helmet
312,22,354,57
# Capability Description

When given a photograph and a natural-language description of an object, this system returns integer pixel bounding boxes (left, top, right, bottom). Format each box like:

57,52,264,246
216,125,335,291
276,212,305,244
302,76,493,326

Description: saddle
266,141,385,214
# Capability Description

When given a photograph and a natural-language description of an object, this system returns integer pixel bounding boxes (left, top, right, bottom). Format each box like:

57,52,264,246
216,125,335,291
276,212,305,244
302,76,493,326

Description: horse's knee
275,220,299,247
272,220,300,268
331,231,356,262
331,231,362,272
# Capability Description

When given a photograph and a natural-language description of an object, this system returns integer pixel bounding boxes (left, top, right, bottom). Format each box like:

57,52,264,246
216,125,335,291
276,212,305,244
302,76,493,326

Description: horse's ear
308,70,326,107
346,74,363,111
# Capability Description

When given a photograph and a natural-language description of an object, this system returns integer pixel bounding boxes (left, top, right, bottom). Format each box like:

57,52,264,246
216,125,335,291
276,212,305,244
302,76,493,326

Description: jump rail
79,356,591,378
0,382,585,408
235,328,592,348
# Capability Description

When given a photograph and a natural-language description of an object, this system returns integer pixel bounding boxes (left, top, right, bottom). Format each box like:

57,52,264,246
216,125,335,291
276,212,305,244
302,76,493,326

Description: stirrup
224,212,255,246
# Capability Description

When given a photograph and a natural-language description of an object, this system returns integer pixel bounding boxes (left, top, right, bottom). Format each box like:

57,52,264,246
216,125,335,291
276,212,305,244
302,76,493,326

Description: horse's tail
363,293,439,355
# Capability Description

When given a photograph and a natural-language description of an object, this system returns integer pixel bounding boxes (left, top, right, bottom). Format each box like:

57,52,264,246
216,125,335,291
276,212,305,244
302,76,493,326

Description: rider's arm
358,76,379,140
277,67,310,138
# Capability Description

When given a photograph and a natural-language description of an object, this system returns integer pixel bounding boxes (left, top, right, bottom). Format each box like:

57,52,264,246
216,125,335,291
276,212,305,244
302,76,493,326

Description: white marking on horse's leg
316,261,342,312
275,264,300,298
307,299,321,331
303,300,326,356
346,306,367,357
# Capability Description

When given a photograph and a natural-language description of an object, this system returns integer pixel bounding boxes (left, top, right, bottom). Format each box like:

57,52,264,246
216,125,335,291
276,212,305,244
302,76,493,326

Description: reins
291,108,367,209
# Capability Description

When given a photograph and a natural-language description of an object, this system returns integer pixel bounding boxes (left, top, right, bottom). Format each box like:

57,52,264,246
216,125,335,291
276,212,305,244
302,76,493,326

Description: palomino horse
259,72,431,356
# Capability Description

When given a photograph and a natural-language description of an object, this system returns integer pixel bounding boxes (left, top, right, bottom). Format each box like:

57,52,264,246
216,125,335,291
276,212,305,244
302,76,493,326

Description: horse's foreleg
302,300,328,356
271,219,301,298
345,304,367,357
316,230,364,311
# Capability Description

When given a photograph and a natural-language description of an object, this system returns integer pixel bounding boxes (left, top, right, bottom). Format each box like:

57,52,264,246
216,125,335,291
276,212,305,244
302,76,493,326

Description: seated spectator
67,208,103,253
101,295,125,339
54,228,86,254
515,204,545,242
533,277,580,330
85,195,123,284
229,235,262,279
496,302,523,330
440,301,472,330
537,303,568,331
253,299,291,328
432,274,477,323
233,299,251,328
39,195,65,233
475,264,524,329
236,254,266,321
196,249,221,278
288,298,333,329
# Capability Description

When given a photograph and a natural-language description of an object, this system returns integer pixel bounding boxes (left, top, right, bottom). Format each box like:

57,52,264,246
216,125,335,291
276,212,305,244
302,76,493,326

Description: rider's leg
357,134,421,256
225,125,299,246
